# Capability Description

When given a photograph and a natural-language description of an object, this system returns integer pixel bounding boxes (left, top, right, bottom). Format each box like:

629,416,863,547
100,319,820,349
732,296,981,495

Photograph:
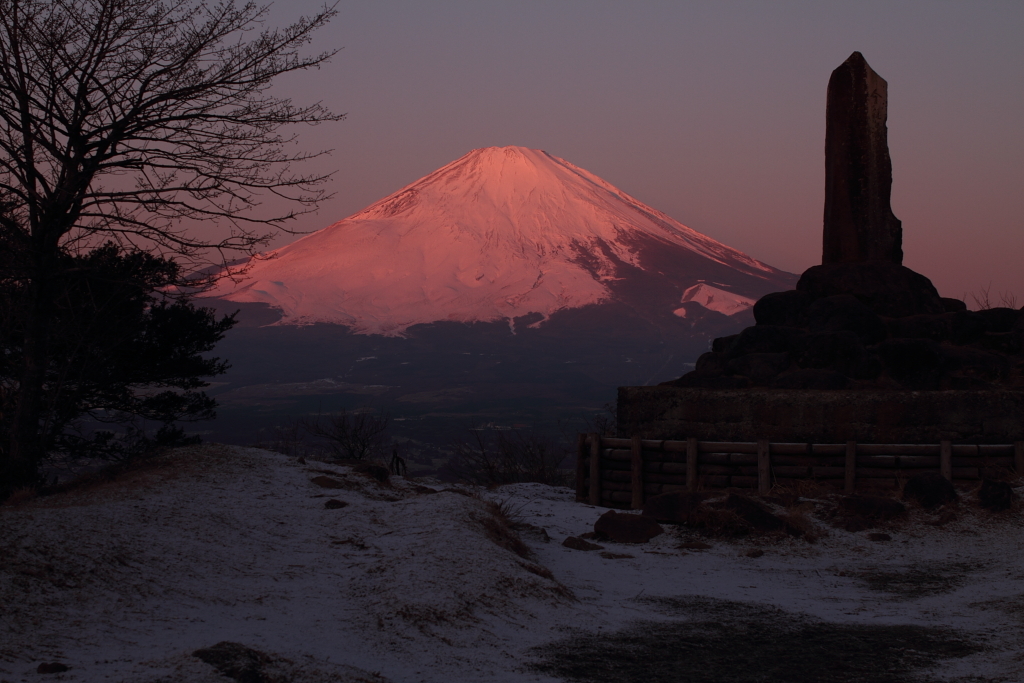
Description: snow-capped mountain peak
209,146,790,335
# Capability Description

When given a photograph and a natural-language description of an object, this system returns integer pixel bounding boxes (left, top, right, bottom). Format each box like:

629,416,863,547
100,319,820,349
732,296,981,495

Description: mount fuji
210,146,793,334
202,147,796,466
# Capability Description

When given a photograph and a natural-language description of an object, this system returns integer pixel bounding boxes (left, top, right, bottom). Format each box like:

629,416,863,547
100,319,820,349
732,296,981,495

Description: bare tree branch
0,0,343,266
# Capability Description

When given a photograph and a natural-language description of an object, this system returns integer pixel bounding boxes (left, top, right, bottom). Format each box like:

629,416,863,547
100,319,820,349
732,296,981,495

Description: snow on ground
2,445,1023,682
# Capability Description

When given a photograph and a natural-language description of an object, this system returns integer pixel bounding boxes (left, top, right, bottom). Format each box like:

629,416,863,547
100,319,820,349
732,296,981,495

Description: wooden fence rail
575,434,1024,509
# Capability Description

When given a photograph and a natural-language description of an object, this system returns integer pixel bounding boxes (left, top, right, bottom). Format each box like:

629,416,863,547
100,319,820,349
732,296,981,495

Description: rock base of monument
664,262,1024,392
617,386,1024,443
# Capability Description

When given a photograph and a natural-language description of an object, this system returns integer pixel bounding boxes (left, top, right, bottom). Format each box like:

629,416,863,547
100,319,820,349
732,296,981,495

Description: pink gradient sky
256,1,1024,303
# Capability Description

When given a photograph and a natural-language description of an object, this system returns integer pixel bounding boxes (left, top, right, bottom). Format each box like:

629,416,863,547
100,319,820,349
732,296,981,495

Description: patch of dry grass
778,509,824,543
478,499,534,560
3,444,239,509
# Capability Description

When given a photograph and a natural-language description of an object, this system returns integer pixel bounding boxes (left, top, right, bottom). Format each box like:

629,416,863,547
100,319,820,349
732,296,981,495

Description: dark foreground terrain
4,445,1021,682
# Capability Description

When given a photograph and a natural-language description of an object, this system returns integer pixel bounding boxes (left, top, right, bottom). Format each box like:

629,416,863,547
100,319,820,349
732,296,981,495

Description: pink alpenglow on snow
674,282,756,318
210,146,786,335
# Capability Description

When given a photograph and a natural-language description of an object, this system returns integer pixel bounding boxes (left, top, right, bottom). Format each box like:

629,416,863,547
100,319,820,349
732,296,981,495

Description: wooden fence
575,434,1024,509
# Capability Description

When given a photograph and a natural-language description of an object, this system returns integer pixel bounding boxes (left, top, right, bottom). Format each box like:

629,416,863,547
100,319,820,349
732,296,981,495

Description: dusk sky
261,1,1024,304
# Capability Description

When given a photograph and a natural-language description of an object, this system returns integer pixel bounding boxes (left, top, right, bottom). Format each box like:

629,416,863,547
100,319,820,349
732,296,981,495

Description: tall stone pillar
822,52,903,265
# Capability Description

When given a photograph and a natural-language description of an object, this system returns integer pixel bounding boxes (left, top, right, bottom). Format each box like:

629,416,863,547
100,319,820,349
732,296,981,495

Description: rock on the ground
36,663,69,674
978,480,1014,512
192,641,274,683
562,536,604,551
903,472,958,510
723,494,801,536
593,510,664,543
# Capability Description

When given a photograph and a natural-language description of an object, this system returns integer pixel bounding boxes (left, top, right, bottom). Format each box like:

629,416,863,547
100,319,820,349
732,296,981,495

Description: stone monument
822,51,902,265
618,52,1024,446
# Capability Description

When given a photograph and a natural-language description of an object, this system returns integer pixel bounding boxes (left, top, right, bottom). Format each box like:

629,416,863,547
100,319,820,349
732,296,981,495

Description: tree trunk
4,261,54,493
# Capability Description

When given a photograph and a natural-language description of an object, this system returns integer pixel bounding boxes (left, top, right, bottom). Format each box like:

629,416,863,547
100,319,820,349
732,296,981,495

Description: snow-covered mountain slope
674,282,757,318
209,146,793,335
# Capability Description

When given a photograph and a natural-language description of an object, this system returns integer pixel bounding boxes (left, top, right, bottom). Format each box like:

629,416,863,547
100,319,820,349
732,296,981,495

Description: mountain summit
210,146,793,335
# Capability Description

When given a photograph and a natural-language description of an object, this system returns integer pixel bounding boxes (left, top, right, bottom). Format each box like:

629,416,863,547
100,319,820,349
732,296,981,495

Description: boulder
324,499,348,509
725,325,806,358
796,262,944,318
902,472,958,509
773,369,851,390
875,338,943,386
978,480,1014,512
727,352,791,384
193,642,274,683
712,334,740,353
753,290,813,327
945,310,987,344
794,330,865,371
978,331,1022,354
723,494,800,535
693,351,728,377
642,491,717,524
806,295,887,344
36,663,69,674
975,307,1022,334
562,536,604,551
593,510,664,543
941,297,968,312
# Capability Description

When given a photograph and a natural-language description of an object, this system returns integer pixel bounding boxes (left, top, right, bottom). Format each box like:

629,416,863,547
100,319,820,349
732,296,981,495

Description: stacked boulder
666,262,1024,391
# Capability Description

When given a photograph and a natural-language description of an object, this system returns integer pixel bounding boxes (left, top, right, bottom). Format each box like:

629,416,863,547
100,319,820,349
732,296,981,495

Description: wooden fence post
631,434,644,510
686,437,698,492
1015,442,1024,475
844,441,856,494
575,433,588,502
757,440,770,495
589,432,601,506
940,440,952,481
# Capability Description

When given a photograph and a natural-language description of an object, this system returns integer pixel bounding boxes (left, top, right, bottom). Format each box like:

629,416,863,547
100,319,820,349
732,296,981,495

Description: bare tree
0,0,343,489
301,409,390,462
448,427,572,487
967,284,1019,311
